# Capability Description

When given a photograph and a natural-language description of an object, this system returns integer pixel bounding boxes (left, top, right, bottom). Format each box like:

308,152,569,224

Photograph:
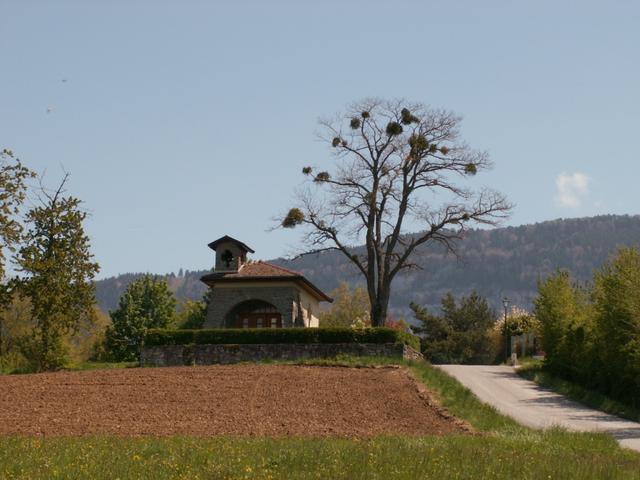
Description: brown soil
0,365,469,437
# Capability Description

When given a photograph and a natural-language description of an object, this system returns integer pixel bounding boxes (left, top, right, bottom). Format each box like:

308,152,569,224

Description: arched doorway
225,299,282,329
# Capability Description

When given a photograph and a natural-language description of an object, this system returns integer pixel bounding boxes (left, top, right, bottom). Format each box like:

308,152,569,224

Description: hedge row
536,249,640,404
144,327,420,351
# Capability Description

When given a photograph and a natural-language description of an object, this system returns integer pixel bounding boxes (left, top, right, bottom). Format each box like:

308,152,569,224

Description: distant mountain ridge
95,214,640,318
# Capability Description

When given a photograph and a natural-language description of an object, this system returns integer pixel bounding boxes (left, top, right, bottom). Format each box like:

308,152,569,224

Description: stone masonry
203,286,297,328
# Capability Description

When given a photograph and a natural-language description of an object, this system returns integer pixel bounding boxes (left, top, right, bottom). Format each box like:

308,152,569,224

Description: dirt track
0,365,467,437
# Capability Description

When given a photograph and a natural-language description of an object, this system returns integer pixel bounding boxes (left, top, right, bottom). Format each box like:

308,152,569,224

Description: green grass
1,356,639,479
517,359,640,422
0,433,638,480
407,359,523,433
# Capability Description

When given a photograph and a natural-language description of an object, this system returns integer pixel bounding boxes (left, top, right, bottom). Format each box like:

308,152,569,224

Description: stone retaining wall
141,343,423,366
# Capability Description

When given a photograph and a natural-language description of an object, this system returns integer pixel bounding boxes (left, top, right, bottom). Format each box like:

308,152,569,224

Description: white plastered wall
298,288,321,328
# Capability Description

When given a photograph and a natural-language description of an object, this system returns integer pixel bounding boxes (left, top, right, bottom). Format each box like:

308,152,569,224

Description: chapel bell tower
208,235,255,272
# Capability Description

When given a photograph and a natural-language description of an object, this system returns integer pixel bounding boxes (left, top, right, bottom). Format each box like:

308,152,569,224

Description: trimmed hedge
144,327,420,352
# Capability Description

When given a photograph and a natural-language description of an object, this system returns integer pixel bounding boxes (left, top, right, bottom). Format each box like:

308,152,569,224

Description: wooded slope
95,215,640,317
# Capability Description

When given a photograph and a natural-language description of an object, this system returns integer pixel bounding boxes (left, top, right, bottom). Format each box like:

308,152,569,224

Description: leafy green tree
533,252,640,403
412,291,496,364
176,295,208,329
281,99,511,326
0,149,34,353
533,270,593,380
0,294,33,372
69,305,111,364
319,281,370,328
0,149,33,285
15,176,100,371
592,248,640,399
104,275,176,361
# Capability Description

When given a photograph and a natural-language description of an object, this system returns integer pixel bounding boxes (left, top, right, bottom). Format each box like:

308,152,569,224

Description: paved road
438,365,640,452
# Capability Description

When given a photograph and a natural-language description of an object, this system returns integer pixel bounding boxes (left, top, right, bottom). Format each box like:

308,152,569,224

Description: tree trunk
371,302,383,327
370,288,390,327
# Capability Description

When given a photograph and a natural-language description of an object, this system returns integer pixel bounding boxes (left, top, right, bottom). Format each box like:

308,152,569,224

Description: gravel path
0,365,466,438
438,364,640,452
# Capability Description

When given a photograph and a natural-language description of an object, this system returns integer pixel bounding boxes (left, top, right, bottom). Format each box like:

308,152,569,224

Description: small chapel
200,235,332,329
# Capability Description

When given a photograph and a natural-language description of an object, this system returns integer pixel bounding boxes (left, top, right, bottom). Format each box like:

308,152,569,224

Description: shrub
17,332,69,372
144,327,420,351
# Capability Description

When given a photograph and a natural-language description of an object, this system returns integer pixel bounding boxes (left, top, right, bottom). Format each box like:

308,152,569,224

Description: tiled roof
200,261,331,302
221,261,301,278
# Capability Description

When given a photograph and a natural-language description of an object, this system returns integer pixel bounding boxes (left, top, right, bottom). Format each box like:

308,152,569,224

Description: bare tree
280,98,512,327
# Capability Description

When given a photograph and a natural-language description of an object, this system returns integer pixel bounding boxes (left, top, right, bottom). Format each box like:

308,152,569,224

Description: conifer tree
412,291,495,364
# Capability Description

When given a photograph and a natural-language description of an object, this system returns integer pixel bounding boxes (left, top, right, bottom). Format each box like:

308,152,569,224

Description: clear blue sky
1,1,639,278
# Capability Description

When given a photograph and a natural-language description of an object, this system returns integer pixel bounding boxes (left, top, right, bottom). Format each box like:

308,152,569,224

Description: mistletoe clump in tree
281,99,512,327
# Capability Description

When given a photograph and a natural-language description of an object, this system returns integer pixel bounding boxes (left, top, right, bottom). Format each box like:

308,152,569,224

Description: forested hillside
95,215,640,318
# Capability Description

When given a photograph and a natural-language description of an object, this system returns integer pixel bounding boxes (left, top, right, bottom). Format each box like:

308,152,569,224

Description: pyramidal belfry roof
207,235,255,253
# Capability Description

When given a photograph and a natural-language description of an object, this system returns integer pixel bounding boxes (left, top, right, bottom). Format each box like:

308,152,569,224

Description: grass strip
1,433,639,480
517,360,640,423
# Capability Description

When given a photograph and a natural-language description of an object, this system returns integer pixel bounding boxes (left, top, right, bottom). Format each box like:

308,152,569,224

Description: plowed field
0,365,468,437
